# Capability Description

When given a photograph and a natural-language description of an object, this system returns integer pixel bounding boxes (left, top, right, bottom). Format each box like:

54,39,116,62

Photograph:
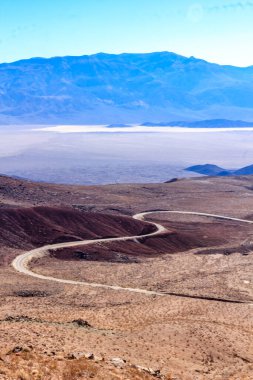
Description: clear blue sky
1,0,253,66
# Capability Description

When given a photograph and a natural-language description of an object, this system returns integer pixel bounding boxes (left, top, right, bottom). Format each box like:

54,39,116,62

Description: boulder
71,319,91,328
110,357,126,368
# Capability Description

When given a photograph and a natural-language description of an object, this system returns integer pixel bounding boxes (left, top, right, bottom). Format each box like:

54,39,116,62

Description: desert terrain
0,174,253,379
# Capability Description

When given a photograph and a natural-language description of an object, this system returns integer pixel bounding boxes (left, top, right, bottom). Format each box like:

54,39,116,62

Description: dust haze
0,126,253,184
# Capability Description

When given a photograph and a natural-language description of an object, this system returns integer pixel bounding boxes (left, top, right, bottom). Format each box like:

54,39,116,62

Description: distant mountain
185,164,232,176
185,164,253,176
141,119,253,128
234,164,253,175
106,124,132,128
2,52,253,124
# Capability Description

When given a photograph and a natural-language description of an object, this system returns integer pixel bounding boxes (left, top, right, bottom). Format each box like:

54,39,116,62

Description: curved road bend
12,210,253,300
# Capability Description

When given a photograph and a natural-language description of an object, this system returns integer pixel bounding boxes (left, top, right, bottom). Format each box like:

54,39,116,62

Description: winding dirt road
12,210,253,299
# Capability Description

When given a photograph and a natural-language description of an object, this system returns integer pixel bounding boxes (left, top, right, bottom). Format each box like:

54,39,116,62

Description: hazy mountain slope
185,164,253,176
234,164,253,175
185,164,229,176
1,52,253,124
142,119,253,127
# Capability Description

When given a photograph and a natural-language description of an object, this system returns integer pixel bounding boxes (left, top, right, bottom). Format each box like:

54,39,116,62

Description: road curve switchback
12,210,253,300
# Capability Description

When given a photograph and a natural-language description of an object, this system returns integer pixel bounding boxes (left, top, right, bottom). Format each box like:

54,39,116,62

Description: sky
1,0,253,66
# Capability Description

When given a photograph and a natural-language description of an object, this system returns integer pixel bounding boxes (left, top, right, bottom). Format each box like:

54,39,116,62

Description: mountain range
1,51,253,124
185,164,253,176
141,119,253,128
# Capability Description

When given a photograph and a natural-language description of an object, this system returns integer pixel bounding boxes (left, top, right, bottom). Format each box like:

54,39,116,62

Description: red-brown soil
50,220,240,264
0,206,154,253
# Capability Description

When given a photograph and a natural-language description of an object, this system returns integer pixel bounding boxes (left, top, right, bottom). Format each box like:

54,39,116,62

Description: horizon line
1,51,253,69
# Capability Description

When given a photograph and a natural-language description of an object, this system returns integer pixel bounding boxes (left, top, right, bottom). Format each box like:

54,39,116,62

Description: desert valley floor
0,174,252,379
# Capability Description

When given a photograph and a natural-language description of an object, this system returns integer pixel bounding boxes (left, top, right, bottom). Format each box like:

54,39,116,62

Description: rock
66,351,96,360
149,368,161,377
66,352,85,360
65,353,76,360
93,354,104,362
14,290,49,297
72,319,91,328
4,315,42,323
133,365,150,373
8,346,23,354
132,365,162,378
84,352,94,360
110,357,126,368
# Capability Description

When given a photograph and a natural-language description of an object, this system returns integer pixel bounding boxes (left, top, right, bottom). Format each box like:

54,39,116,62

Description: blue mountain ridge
1,51,253,124
185,164,253,176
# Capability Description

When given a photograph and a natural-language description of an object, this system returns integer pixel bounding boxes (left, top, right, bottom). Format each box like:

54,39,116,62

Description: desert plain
0,174,252,379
